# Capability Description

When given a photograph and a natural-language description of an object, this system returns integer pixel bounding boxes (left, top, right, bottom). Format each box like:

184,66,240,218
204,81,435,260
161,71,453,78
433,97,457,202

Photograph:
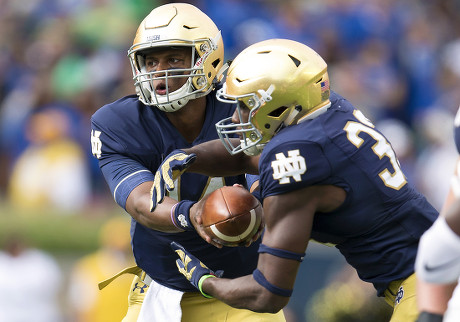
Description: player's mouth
155,83,168,95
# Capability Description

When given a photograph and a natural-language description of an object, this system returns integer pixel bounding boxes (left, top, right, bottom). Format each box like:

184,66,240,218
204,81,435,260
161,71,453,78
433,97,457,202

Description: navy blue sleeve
91,112,157,209
99,153,154,209
245,174,260,191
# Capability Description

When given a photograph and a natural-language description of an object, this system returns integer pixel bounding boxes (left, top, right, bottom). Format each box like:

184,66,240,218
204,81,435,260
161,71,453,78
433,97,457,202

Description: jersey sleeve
259,140,331,199
91,117,156,210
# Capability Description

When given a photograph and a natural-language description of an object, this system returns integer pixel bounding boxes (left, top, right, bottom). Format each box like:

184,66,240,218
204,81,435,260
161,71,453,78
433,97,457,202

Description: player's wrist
416,311,443,322
198,274,216,298
171,200,196,231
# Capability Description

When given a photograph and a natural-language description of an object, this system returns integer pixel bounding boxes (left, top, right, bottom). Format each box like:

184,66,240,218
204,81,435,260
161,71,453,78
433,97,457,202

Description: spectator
7,106,91,212
0,232,63,322
67,217,134,322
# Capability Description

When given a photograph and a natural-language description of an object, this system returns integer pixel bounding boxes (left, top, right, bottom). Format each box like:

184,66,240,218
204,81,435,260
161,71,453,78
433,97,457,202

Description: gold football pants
120,271,286,322
122,274,148,322
384,273,418,322
179,291,286,322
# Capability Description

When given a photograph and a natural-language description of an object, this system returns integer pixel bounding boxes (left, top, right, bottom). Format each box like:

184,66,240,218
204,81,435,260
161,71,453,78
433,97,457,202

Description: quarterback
151,39,439,321
91,3,284,322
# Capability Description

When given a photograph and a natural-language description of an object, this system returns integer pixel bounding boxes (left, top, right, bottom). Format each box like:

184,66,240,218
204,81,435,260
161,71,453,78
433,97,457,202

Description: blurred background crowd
0,0,459,321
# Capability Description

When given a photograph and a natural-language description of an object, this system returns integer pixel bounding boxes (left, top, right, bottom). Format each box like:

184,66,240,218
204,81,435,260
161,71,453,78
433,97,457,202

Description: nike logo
423,258,460,272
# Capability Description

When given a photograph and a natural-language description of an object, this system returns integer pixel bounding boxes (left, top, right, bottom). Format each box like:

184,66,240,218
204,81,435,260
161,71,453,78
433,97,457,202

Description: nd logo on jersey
271,150,306,184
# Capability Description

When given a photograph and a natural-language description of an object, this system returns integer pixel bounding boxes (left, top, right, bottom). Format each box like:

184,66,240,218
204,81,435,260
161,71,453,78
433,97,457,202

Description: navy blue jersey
91,91,259,291
258,92,438,296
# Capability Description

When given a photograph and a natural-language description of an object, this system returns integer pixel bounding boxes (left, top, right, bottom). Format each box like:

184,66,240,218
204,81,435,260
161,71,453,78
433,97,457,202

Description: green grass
0,202,125,253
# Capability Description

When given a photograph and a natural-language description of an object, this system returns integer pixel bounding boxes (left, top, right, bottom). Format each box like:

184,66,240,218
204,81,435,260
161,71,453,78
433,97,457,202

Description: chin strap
283,105,303,127
216,62,229,81
210,30,222,51
257,84,274,104
297,101,332,124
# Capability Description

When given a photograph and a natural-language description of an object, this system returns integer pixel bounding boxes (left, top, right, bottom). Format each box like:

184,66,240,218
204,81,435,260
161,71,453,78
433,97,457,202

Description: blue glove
150,150,196,211
171,241,223,298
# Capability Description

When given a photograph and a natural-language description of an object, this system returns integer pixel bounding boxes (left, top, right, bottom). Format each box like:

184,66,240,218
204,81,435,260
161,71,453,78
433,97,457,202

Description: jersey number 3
344,110,406,190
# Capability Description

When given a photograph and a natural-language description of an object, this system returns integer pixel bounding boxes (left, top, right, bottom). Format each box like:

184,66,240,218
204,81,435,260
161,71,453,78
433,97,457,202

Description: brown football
201,186,263,247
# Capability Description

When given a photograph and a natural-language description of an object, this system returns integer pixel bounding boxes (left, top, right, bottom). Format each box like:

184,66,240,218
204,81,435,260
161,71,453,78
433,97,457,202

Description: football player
90,3,284,322
415,106,460,322
151,39,439,321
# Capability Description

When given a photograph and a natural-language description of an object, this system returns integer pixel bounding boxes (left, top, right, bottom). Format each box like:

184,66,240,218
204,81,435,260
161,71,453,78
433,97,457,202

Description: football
201,186,263,247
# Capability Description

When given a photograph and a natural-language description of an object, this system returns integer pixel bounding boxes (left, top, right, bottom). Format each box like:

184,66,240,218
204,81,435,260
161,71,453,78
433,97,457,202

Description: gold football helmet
216,39,331,155
128,3,224,112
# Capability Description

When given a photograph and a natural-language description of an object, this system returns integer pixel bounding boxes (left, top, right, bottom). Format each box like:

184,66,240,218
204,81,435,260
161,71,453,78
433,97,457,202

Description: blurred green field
0,202,125,254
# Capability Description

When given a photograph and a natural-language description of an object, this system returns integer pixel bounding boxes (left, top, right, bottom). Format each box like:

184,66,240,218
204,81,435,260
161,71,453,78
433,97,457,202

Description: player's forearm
183,139,258,176
139,199,186,233
417,280,456,315
126,182,186,233
202,275,288,313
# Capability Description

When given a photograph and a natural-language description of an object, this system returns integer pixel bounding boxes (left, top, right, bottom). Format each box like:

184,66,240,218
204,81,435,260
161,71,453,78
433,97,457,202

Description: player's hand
189,196,225,248
150,150,196,211
171,241,223,296
248,216,265,247
190,184,264,248
233,183,264,247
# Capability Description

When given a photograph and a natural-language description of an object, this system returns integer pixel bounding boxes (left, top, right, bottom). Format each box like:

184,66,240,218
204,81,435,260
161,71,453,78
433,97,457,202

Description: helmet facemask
129,36,220,112
216,84,275,156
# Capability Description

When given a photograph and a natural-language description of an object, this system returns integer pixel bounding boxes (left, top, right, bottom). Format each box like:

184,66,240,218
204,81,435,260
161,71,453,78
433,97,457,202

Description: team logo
91,130,102,159
271,150,306,184
395,286,404,305
174,249,196,281
146,35,160,41
177,214,188,228
132,282,148,294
